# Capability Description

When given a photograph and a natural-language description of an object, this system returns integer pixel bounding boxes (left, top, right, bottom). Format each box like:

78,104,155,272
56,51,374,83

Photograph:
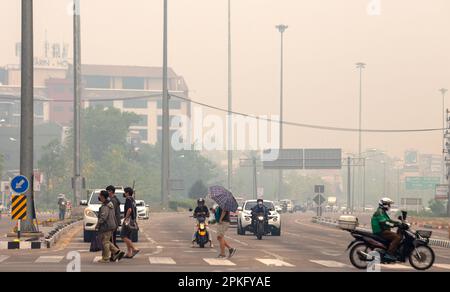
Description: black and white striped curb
312,216,450,249
0,241,42,250
44,218,83,248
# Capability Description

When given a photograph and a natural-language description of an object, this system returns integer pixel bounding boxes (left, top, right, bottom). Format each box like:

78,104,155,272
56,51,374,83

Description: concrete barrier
44,218,83,248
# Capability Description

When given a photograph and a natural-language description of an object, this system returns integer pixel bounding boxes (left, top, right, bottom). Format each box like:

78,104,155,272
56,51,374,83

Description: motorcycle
193,216,210,248
346,211,435,271
253,212,267,240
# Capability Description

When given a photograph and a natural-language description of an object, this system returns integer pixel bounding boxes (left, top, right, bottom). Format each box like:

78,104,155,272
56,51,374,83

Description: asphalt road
0,212,450,272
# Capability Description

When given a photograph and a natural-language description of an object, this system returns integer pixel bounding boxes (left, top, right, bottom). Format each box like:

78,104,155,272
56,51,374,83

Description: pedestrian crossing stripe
0,255,9,263
309,260,350,268
381,264,412,270
149,257,176,265
35,256,64,263
256,258,294,267
11,195,27,220
203,258,236,266
434,264,450,270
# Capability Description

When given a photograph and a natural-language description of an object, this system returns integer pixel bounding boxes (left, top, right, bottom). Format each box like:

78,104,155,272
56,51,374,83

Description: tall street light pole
20,0,36,232
161,0,170,207
440,88,448,184
73,0,82,206
356,62,366,210
227,0,233,191
276,24,288,202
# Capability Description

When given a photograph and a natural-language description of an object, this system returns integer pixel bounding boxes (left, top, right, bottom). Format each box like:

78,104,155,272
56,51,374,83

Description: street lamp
227,0,233,192
439,88,448,184
276,24,288,201
356,63,366,213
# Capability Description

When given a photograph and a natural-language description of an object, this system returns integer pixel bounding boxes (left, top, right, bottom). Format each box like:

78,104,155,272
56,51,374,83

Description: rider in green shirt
371,197,401,261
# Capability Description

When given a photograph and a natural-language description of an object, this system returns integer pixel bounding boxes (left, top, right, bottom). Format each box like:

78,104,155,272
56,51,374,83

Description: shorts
216,222,230,237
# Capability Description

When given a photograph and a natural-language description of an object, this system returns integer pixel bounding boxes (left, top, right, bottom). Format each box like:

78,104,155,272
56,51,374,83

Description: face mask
98,197,101,202
258,203,263,207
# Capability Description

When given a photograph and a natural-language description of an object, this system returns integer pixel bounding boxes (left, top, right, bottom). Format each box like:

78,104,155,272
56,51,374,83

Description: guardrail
312,216,450,249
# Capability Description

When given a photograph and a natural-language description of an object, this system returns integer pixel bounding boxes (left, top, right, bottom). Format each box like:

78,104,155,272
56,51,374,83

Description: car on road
279,199,294,213
81,189,139,243
136,200,150,220
237,200,281,236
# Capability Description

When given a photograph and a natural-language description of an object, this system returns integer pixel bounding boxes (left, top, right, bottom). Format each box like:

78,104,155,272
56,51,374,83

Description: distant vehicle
363,205,375,212
237,200,281,236
293,204,306,212
279,199,294,213
135,200,150,220
81,189,139,243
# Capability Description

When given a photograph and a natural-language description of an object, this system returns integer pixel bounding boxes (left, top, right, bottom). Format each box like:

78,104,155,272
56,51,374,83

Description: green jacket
371,207,399,234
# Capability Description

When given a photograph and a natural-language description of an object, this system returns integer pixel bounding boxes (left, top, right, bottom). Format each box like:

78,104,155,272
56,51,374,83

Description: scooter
346,211,435,271
194,216,210,248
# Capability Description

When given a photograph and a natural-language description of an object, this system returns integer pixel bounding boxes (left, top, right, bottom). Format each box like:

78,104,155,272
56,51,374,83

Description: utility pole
20,0,36,232
276,24,288,202
73,0,82,206
252,156,257,200
347,157,351,214
446,109,450,217
227,0,233,191
161,0,170,207
356,62,366,211
440,88,448,184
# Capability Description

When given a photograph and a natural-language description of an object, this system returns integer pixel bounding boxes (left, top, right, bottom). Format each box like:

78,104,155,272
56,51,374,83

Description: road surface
0,212,449,272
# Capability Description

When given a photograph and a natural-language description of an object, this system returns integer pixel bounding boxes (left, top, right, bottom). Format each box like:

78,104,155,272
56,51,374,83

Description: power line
1,92,443,133
169,94,443,134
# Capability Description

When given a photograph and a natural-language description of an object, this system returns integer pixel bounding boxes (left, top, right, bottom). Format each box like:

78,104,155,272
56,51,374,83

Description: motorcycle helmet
379,197,394,211
197,198,205,206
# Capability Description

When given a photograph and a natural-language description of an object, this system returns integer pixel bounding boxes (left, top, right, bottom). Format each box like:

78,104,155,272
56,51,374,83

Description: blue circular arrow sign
11,175,29,194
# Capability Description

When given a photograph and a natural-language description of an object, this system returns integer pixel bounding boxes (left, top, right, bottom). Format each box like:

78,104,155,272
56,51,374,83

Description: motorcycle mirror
401,211,408,220
189,208,193,212
398,216,403,221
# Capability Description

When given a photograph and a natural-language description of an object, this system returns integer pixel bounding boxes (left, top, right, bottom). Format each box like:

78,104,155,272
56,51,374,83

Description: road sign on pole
313,193,326,217
314,185,325,194
11,194,27,220
11,175,29,194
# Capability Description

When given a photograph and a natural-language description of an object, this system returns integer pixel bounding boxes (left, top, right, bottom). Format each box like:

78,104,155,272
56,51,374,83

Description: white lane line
203,258,236,266
149,257,176,265
145,246,164,256
381,264,412,270
435,264,450,270
0,242,7,250
256,258,294,267
310,260,350,268
35,256,64,263
0,255,9,263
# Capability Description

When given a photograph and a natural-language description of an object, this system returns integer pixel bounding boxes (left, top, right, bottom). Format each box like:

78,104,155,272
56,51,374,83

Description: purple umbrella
208,186,238,212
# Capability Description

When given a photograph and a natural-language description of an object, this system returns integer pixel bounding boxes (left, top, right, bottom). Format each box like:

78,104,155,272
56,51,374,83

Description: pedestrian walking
121,187,140,258
209,186,238,259
57,194,67,221
95,190,125,263
106,185,121,248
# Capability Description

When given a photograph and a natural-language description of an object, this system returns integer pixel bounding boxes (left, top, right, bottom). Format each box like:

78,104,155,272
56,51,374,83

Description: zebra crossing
0,253,449,271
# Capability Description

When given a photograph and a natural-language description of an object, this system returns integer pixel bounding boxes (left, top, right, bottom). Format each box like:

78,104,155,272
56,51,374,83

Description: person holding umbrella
209,186,237,259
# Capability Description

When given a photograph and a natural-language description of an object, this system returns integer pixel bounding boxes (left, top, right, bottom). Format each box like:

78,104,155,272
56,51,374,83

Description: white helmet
379,197,394,210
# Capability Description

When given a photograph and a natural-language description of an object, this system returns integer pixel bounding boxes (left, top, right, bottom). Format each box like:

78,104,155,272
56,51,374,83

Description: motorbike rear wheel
409,245,435,271
349,242,374,270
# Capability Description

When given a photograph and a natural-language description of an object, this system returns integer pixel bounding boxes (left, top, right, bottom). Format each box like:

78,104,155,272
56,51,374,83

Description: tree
429,199,446,217
188,180,208,199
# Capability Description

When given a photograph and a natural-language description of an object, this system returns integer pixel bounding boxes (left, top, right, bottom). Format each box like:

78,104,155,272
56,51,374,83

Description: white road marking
0,255,9,263
20,242,31,250
310,260,350,268
149,257,176,265
203,258,236,266
435,264,450,270
381,264,412,270
35,256,64,263
0,242,7,250
256,258,294,267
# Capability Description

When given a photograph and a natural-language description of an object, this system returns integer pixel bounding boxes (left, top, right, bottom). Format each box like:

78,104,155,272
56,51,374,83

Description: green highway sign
405,177,440,190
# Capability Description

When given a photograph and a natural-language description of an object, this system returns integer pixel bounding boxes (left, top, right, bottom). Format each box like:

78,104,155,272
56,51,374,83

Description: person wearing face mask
251,199,269,233
371,197,401,261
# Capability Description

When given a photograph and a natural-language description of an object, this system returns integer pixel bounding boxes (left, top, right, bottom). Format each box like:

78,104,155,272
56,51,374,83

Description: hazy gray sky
1,0,450,158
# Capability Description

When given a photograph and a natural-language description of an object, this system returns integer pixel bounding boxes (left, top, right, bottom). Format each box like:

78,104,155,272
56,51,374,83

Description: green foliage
188,180,208,199
429,199,446,217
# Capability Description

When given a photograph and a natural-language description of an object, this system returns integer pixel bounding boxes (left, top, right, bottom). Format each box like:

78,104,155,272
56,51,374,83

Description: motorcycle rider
192,198,213,248
371,197,401,261
251,199,269,233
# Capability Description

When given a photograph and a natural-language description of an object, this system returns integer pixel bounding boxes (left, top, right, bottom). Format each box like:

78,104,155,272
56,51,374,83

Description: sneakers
98,259,110,264
228,248,237,258
111,251,125,262
217,254,227,259
209,241,214,248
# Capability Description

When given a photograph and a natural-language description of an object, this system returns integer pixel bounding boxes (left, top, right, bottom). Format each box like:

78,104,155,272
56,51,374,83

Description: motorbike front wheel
409,245,435,271
349,242,374,270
